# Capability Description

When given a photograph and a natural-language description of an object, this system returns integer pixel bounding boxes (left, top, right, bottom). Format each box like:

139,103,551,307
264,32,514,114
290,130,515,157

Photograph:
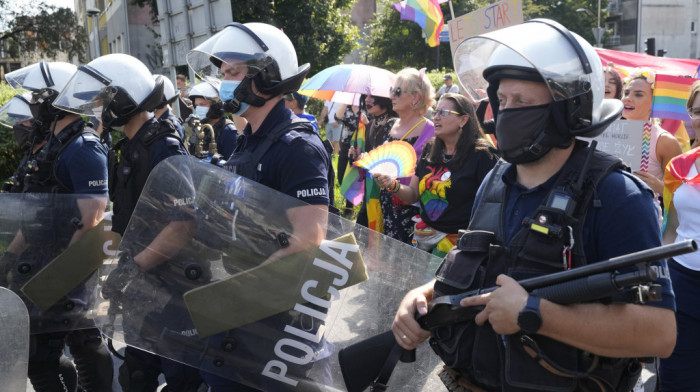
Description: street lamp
577,4,605,48
86,7,100,60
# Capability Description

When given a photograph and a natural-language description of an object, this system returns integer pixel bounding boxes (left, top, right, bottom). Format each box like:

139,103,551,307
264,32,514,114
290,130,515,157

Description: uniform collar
244,100,292,139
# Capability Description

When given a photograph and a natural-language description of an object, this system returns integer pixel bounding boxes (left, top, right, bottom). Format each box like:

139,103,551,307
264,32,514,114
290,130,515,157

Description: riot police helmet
453,19,621,161
53,53,164,130
186,22,310,115
5,61,78,126
153,74,179,109
0,94,33,128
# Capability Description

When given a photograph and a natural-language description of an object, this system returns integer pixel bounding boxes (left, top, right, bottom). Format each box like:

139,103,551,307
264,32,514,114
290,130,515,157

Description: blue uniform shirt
474,161,675,311
238,100,330,206
216,121,238,160
159,107,185,140
53,120,109,195
296,113,319,135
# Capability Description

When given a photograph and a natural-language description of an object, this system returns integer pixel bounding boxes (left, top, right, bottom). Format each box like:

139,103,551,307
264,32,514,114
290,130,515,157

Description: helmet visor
186,25,274,82
454,21,594,103
0,95,33,127
53,65,116,117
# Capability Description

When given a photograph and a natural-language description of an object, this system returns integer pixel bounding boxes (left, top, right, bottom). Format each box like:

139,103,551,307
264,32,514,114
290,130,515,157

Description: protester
284,91,319,134
622,68,683,195
186,21,333,390
436,74,460,99
176,74,193,119
392,19,675,391
335,103,362,183
659,80,700,391
374,93,498,258
349,94,397,226
321,99,342,154
381,67,435,244
604,62,623,100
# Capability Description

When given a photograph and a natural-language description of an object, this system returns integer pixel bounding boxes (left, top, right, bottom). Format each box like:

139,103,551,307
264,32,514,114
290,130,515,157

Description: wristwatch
517,295,543,334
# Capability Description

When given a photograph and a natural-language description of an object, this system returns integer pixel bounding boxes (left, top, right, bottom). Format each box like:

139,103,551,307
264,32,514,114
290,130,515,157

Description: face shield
0,95,33,127
5,62,48,92
187,25,275,80
454,20,595,104
53,65,116,119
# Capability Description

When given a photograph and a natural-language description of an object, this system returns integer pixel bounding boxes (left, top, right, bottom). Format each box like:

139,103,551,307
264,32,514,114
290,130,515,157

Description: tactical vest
431,141,642,392
20,120,101,250
110,119,184,236
3,149,39,193
23,120,100,194
223,116,338,214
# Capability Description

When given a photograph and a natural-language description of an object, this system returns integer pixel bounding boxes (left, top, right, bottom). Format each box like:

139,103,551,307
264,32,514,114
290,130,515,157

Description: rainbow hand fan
354,140,417,178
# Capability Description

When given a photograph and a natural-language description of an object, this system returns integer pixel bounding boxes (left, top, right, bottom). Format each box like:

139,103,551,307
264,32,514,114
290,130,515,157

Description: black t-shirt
415,145,499,233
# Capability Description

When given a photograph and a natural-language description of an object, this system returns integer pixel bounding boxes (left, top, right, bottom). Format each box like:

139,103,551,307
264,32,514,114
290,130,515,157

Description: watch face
518,311,542,334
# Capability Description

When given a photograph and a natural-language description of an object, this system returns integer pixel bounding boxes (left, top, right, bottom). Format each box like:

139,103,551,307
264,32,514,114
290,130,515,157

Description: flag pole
448,0,455,20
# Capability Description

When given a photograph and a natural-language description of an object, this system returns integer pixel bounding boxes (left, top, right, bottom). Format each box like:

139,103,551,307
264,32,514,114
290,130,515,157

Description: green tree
0,82,21,183
364,0,605,73
229,0,360,75
0,1,88,63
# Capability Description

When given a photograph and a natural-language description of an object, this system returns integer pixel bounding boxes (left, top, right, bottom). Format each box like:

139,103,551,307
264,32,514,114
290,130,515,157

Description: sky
41,0,75,10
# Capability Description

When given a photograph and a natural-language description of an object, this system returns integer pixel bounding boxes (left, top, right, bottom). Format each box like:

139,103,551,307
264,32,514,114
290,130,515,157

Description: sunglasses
434,109,462,118
389,86,402,97
687,107,700,119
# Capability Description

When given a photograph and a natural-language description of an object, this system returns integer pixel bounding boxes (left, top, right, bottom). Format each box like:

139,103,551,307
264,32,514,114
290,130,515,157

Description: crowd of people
0,17,698,392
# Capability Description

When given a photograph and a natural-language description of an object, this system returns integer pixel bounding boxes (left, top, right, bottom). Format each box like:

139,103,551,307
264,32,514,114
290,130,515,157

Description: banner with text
581,120,651,172
447,0,523,58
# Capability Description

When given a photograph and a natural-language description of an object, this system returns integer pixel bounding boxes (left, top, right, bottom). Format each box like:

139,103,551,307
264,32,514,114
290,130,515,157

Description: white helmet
153,74,178,108
454,19,621,140
188,80,220,102
5,61,78,126
53,54,164,129
0,94,33,127
186,22,310,112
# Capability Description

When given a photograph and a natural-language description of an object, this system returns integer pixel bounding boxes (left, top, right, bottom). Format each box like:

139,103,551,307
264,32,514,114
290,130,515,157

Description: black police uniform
8,117,114,392
200,100,332,391
431,141,675,391
108,117,204,392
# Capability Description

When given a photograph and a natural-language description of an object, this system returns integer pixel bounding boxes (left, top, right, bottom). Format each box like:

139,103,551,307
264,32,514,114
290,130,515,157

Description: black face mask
13,122,35,148
495,103,561,164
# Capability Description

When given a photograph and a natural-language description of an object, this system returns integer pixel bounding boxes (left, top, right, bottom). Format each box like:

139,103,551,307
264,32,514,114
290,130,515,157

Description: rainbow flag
392,0,444,47
652,74,698,121
340,123,367,206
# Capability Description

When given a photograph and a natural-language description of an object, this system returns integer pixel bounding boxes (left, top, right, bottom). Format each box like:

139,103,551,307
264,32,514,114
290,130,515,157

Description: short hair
395,67,436,116
176,74,187,83
687,80,700,111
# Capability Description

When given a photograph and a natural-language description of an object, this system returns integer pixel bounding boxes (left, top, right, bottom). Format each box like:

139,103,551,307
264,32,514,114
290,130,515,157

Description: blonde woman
621,68,682,195
378,67,436,244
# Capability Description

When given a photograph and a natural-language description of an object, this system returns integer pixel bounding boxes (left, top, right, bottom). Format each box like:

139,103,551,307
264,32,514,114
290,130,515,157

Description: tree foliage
364,0,606,73
229,0,360,75
0,1,88,63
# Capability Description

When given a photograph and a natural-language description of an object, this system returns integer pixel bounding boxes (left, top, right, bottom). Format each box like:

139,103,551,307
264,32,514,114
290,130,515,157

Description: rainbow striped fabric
651,74,698,121
392,0,444,47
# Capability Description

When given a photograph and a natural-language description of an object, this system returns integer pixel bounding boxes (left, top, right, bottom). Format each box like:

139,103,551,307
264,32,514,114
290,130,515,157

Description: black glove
0,252,18,288
102,255,141,304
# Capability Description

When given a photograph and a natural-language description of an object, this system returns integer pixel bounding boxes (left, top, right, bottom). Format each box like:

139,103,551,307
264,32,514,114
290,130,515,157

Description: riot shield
0,193,116,334
93,155,447,391
0,286,29,390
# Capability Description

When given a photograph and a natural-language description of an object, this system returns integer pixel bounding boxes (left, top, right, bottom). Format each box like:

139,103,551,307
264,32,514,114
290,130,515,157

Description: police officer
186,22,332,390
153,74,185,139
2,61,114,391
392,20,676,391
186,80,237,160
53,53,203,392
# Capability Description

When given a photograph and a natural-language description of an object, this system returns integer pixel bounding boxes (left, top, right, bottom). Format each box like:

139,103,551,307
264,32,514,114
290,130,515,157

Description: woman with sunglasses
373,67,436,244
375,93,499,257
659,80,700,391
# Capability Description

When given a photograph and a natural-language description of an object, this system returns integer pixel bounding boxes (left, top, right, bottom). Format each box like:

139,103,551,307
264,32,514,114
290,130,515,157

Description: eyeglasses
687,107,700,119
434,109,462,118
389,86,402,97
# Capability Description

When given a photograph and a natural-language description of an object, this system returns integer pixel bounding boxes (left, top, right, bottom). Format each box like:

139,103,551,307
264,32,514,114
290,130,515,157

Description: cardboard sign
447,0,523,58
582,120,651,172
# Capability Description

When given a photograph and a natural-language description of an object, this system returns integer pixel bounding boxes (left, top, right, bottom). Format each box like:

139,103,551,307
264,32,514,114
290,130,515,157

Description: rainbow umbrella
298,64,397,104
